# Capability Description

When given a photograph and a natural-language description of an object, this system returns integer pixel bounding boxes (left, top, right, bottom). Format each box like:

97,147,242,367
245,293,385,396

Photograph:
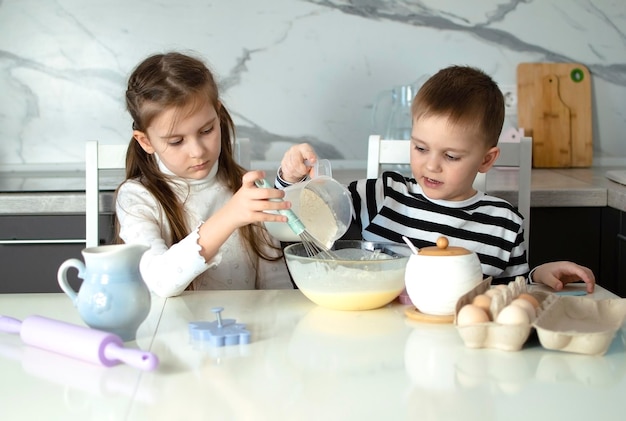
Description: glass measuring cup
264,159,353,247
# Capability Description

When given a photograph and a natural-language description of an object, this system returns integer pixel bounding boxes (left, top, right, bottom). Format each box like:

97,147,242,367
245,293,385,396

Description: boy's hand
533,261,595,293
280,143,318,183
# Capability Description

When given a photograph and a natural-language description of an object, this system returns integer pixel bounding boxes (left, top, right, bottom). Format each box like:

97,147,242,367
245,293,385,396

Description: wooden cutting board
517,63,592,167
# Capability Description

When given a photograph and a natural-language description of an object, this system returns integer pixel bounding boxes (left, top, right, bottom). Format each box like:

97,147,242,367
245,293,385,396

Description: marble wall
1,0,624,170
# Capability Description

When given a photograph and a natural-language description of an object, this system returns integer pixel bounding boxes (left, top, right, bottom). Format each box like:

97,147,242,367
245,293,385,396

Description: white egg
457,304,490,326
495,305,530,325
471,294,493,318
510,298,536,321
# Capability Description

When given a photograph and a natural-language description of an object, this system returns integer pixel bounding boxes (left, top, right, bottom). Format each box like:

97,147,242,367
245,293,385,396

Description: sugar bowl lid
418,236,471,256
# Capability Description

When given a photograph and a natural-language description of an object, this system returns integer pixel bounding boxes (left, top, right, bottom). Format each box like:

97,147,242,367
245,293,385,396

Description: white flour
299,188,341,248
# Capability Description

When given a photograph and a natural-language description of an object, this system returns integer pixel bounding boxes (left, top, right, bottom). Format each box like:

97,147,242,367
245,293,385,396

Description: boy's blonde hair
411,66,505,147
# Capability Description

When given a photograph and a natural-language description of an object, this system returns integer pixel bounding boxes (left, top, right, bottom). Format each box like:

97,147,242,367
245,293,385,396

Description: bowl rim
283,240,411,261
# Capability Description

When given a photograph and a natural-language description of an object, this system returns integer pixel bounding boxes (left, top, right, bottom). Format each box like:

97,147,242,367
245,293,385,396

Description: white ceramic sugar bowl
405,237,483,316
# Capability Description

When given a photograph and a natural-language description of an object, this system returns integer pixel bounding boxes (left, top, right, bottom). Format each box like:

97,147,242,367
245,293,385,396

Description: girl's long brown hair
117,52,281,268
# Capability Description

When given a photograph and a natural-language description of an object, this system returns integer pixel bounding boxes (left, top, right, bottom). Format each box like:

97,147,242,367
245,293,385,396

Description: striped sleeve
348,171,529,282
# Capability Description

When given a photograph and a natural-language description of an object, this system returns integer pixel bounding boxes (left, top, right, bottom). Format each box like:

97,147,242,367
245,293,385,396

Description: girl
115,52,293,297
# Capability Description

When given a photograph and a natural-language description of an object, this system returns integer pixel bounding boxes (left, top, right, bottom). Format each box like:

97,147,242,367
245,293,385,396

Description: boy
276,65,594,292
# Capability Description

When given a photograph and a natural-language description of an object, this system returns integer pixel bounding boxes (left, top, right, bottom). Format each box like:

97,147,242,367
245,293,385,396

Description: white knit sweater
116,161,292,297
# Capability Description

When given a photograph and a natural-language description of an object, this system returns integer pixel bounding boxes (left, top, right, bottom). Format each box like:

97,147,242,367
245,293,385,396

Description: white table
2,286,626,421
0,293,165,421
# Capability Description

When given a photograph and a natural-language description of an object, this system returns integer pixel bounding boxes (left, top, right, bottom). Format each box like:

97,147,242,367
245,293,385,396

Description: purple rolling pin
0,315,158,371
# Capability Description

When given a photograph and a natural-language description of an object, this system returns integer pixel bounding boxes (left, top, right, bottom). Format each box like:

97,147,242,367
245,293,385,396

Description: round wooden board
404,306,455,324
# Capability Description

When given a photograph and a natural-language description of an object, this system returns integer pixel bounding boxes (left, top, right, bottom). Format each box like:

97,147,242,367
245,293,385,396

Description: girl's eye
201,126,214,135
169,138,183,146
415,145,426,152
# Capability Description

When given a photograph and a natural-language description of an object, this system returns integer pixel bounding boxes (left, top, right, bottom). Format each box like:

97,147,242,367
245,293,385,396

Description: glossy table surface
2,285,626,421
0,293,166,420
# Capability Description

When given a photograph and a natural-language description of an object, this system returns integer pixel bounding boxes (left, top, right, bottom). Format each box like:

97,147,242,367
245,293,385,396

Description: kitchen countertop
2,286,625,420
1,165,626,214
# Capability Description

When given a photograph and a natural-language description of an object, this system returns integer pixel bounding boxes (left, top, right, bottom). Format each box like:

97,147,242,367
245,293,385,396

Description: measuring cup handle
313,159,332,178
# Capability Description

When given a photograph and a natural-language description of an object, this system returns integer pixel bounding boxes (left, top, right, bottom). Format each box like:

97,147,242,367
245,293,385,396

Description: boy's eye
445,153,460,161
415,145,426,152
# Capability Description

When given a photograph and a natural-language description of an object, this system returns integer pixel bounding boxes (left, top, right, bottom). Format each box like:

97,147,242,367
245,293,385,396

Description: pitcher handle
57,258,85,306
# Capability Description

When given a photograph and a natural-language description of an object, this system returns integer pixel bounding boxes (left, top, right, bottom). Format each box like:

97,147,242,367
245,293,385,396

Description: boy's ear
478,146,500,173
133,130,155,154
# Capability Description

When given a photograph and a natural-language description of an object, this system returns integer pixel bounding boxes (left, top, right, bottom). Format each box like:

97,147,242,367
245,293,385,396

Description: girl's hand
532,261,596,293
225,171,291,228
280,143,318,183
197,171,290,261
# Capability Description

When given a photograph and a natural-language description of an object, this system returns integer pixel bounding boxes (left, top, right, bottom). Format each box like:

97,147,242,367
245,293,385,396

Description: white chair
366,136,411,178
85,141,128,248
366,134,532,245
473,138,532,238
85,137,251,248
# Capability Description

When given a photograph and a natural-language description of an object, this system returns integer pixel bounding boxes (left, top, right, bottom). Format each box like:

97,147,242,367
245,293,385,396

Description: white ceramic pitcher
57,244,151,341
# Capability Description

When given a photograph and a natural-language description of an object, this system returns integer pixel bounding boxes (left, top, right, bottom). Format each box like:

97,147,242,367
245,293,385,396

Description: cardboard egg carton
455,277,626,355
454,276,548,352
534,294,626,355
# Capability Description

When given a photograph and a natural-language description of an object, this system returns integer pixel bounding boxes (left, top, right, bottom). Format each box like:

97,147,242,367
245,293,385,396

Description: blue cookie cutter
189,307,251,347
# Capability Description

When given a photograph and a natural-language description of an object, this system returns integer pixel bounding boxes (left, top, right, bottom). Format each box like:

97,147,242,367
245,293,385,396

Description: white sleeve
116,181,220,297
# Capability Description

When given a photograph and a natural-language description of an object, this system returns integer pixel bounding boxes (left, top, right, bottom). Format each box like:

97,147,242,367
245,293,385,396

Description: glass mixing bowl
284,240,411,311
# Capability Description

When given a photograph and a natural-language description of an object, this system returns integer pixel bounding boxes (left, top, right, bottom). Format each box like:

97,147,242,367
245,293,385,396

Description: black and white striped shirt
348,171,529,283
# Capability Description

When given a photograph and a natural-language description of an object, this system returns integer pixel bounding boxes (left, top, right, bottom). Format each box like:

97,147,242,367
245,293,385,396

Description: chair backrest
366,135,411,178
472,138,532,238
85,137,251,248
366,134,532,247
85,141,128,248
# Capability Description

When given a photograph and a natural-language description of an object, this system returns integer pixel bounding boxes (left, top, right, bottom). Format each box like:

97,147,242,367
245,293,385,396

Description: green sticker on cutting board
571,68,584,83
